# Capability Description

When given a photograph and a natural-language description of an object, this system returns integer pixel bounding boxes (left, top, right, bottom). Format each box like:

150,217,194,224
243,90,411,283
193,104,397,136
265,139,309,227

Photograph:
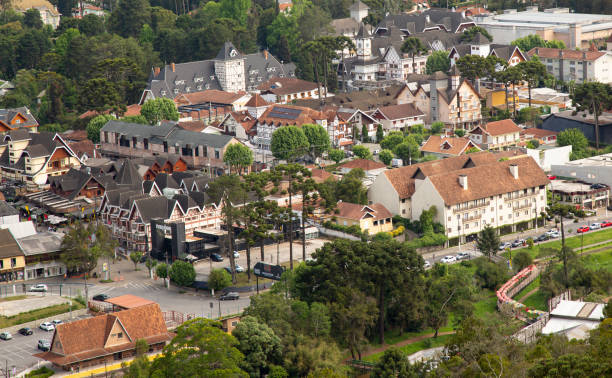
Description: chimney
264,50,268,60
171,63,175,72
509,164,519,179
154,67,160,76
458,174,468,190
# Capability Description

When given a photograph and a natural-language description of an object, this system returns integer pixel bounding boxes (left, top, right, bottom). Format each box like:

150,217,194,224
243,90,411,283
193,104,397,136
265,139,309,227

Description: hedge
322,221,367,238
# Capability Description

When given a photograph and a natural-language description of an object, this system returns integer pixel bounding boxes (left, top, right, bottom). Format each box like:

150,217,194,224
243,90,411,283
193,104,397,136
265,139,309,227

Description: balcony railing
453,201,490,214
505,192,537,202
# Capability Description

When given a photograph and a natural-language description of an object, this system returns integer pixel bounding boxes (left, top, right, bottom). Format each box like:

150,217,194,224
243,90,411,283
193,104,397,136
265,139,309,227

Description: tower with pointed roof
350,0,369,22
355,24,372,59
246,94,269,118
214,41,246,92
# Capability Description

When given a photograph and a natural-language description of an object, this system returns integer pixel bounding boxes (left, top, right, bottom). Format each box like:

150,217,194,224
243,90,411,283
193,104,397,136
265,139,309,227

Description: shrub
322,221,367,238
169,260,196,287
26,366,54,378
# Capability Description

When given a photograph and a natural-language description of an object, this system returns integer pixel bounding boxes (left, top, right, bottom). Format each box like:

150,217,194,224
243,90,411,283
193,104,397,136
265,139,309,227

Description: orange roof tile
258,77,319,96
174,90,246,106
336,202,392,221
476,119,521,136
421,135,480,156
340,158,386,171
105,294,155,309
245,94,269,107
258,104,326,127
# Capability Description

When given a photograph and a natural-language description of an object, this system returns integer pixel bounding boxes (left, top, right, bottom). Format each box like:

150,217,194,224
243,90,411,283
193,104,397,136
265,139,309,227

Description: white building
524,145,572,172
468,119,521,150
542,300,605,340
552,153,612,189
528,47,612,85
13,0,61,29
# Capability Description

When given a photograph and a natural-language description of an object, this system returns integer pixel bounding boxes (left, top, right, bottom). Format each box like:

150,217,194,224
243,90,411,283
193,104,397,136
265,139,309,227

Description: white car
456,252,470,260
29,284,48,292
233,251,240,259
52,319,62,326
440,255,457,264
235,264,245,273
39,322,55,332
423,260,431,269
590,223,601,230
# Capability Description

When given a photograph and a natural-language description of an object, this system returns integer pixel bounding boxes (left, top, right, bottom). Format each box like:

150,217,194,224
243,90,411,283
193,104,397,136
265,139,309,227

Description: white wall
526,145,572,172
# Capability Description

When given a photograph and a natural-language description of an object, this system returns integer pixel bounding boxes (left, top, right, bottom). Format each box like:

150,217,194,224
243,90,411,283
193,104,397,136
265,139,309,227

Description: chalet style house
448,33,527,67
468,119,522,150
420,135,481,158
0,130,81,188
0,107,39,133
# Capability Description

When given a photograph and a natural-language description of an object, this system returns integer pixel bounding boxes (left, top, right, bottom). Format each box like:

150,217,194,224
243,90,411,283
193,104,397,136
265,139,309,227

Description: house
375,8,475,35
339,159,386,176
541,110,612,145
449,33,526,67
0,107,39,133
19,231,65,280
524,145,572,172
310,168,336,183
174,90,251,119
396,68,482,130
258,77,324,105
528,47,612,84
68,140,97,162
48,168,108,200
0,228,25,282
13,0,61,29
421,135,481,158
0,130,82,188
141,42,296,103
221,316,241,334
35,303,173,371
0,200,19,225
468,119,521,150
334,201,393,234
72,3,105,17
549,180,609,210
99,121,240,174
370,103,425,134
520,128,558,145
253,105,326,154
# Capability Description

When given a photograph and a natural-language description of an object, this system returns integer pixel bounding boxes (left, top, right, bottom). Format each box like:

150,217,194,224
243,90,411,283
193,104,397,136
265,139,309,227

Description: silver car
440,255,457,264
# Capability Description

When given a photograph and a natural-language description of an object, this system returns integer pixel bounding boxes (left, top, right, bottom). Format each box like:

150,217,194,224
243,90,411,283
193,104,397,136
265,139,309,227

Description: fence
318,227,361,241
512,312,550,343
0,282,87,299
496,265,544,320
548,290,571,312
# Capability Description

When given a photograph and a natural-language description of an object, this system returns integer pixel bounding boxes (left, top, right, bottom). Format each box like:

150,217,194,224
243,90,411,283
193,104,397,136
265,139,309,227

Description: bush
169,260,196,287
208,268,232,292
322,221,367,238
513,250,534,272
390,225,405,237
26,366,54,378
473,258,509,290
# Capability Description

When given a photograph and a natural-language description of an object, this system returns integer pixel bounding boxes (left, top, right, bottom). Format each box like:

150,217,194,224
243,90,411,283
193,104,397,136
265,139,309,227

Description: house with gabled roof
375,8,475,36
448,33,527,68
258,77,324,105
370,103,425,134
468,119,521,150
35,302,173,371
527,47,612,84
0,107,39,133
334,201,393,234
420,135,481,158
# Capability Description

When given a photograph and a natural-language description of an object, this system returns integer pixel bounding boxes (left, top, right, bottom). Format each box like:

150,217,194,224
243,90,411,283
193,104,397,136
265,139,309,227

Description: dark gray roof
0,200,18,217
0,131,74,175
101,121,234,150
376,8,473,34
0,106,39,129
48,168,94,200
18,232,63,256
471,32,490,45
173,193,198,212
0,228,23,258
154,173,179,190
215,41,242,60
115,160,142,187
134,196,175,222
490,44,522,62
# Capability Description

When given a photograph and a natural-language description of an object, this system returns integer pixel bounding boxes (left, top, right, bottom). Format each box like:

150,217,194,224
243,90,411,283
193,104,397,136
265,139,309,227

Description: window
11,258,16,267
116,332,123,338
215,150,220,159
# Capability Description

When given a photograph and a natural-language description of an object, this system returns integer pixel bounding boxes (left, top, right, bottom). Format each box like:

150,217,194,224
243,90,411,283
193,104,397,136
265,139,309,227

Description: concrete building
541,111,612,145
542,299,606,340
549,180,609,210
524,145,572,172
475,7,612,49
551,153,612,190
528,47,612,84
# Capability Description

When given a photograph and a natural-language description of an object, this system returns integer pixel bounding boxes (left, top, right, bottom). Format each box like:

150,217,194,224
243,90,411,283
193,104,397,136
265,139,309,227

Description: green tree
120,115,148,124
456,54,488,84
150,318,247,377
393,139,419,165
145,257,157,279
122,339,152,377
426,51,451,75
460,26,493,43
60,222,99,300
511,34,566,52
571,82,612,149
513,250,534,272
129,251,143,271
518,57,549,108
156,263,168,287
557,128,589,157
232,316,283,377
141,97,179,125
223,143,253,174
476,225,500,261
23,8,42,29
169,260,196,287
454,129,465,137
361,124,369,142
379,149,393,165
352,145,372,160
372,348,414,378
271,126,309,162
401,37,428,74
327,148,344,164
380,131,405,150
209,268,232,294
86,114,114,143
79,78,124,114
376,124,384,142
220,0,251,26
139,23,154,45
334,168,368,204
110,0,151,38
426,267,472,337
302,123,330,157
504,65,524,118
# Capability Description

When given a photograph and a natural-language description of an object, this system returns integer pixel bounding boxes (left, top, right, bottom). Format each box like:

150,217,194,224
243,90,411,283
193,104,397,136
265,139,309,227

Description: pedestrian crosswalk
119,281,163,291
89,280,164,297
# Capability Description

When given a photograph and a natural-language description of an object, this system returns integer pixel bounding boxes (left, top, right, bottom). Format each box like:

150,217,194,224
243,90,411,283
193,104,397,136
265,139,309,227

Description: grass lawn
364,335,452,363
0,295,27,302
582,248,612,272
502,227,612,259
473,291,498,319
522,290,549,312
514,276,540,302
0,300,86,328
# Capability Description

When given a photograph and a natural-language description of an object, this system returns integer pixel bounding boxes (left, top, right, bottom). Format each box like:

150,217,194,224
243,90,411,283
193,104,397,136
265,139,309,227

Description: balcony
505,191,537,202
453,201,490,214
46,163,75,173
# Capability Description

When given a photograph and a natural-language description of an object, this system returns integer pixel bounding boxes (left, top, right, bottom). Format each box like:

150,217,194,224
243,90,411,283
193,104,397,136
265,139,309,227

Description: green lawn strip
473,290,498,320
502,227,612,259
521,290,549,312
578,241,612,255
581,249,612,272
363,335,452,363
0,300,85,328
0,295,27,302
513,276,541,302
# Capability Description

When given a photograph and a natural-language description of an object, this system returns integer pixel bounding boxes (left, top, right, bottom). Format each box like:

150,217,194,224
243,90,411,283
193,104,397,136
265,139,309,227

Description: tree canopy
271,126,309,162
140,97,179,125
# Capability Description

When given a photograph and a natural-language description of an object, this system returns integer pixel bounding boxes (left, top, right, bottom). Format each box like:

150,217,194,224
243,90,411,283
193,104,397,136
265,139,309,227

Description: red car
577,226,590,233
601,221,612,228
547,175,557,180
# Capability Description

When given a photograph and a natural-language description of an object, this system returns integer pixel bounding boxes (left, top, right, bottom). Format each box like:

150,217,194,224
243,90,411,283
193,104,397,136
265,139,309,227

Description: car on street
28,284,48,292
0,332,12,340
92,294,109,301
456,252,470,260
590,223,601,230
511,239,525,248
39,322,54,332
548,231,560,238
224,265,245,274
423,260,431,269
37,340,50,351
545,229,559,237
233,251,240,259
535,234,550,242
499,242,511,251
52,319,62,326
577,226,590,233
219,292,240,301
211,253,223,262
601,221,612,228
18,327,33,336
440,255,456,264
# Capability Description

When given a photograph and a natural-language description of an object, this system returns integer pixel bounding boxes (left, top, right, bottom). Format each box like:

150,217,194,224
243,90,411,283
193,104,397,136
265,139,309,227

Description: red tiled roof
105,294,156,309
258,104,326,127
178,120,207,132
310,168,335,183
528,47,606,61
69,140,96,159
420,135,480,156
336,202,392,221
258,77,319,96
245,94,269,107
373,103,424,120
478,119,521,136
174,90,246,106
520,128,558,138
340,158,386,171
124,104,142,117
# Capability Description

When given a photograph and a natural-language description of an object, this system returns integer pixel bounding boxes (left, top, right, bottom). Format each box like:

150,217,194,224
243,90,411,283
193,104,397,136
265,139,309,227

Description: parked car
39,322,54,332
511,239,525,248
590,223,601,230
211,253,223,262
18,327,33,336
499,242,511,251
440,255,456,264
233,251,240,259
92,294,109,302
37,340,50,351
219,292,240,301
602,221,612,228
456,252,470,260
545,229,559,237
0,332,12,340
549,231,560,238
535,234,550,242
423,260,431,269
52,319,62,326
28,284,48,292
224,265,245,274
577,226,590,233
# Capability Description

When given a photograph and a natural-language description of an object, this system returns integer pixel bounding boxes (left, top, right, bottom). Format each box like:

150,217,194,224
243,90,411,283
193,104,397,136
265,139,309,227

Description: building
475,7,612,48
334,201,393,234
375,8,475,35
339,159,386,176
516,87,572,112
141,42,296,103
528,47,612,84
0,228,25,282
468,119,522,150
48,168,109,200
520,128,559,145
448,33,527,67
0,130,82,188
549,180,609,210
542,299,606,340
396,68,482,130
369,152,549,241
370,103,425,134
541,110,612,145
0,80,14,97
174,90,251,118
19,231,65,280
35,303,173,371
13,0,61,29
258,77,324,105
524,145,572,172
0,200,19,225
420,135,481,158
0,107,39,133
99,121,240,174
551,153,612,190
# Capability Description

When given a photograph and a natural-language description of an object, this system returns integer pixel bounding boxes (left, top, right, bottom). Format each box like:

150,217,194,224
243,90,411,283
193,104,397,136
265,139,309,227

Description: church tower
355,24,372,59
